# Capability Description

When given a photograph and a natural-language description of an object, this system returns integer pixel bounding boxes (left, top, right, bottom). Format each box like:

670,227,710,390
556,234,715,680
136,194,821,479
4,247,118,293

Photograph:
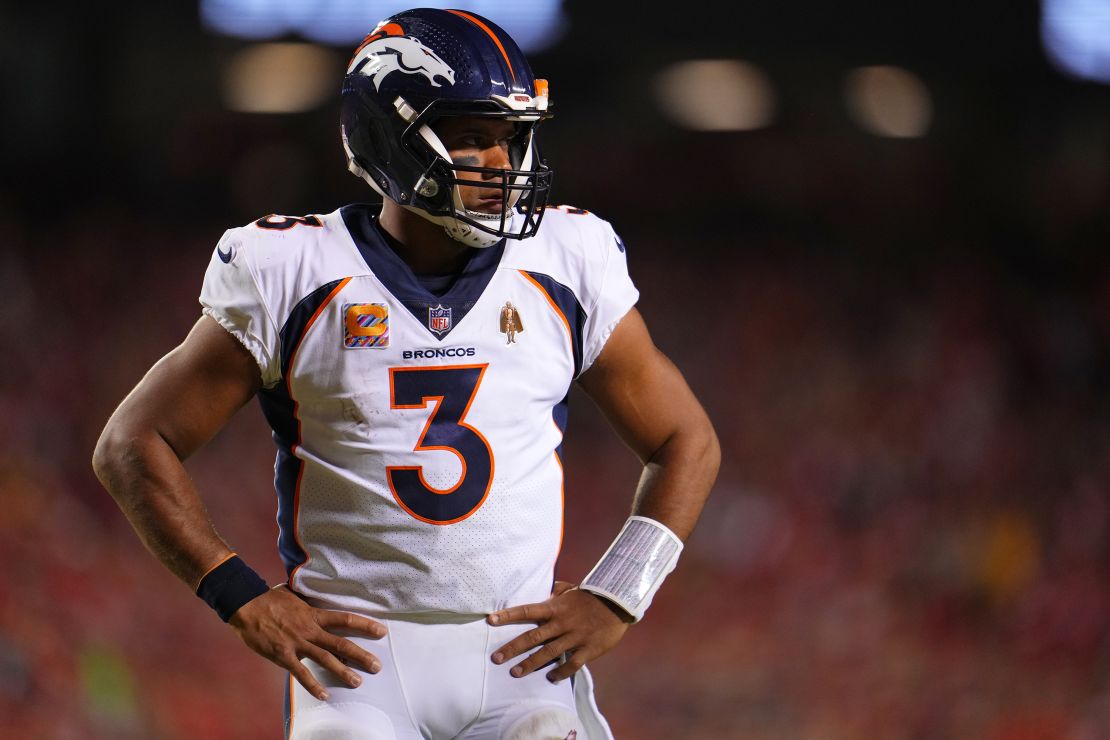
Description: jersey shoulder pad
216,212,333,273
508,204,631,306
513,205,637,376
207,208,355,333
518,206,626,282
536,205,621,254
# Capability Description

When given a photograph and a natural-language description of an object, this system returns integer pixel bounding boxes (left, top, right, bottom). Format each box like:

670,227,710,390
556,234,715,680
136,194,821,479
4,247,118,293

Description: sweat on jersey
199,205,638,618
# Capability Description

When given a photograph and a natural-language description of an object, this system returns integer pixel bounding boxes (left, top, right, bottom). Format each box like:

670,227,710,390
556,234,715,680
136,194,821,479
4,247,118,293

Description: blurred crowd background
3,1,1110,738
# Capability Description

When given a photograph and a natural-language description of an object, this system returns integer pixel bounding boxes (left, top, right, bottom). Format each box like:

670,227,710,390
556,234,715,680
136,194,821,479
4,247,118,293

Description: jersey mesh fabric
199,206,637,616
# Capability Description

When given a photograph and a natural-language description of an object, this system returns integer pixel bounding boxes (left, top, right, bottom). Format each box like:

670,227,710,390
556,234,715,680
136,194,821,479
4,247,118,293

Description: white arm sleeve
580,227,639,373
199,229,282,388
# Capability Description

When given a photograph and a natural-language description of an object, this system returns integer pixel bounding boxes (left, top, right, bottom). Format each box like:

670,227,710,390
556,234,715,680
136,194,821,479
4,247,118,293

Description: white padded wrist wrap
579,516,683,622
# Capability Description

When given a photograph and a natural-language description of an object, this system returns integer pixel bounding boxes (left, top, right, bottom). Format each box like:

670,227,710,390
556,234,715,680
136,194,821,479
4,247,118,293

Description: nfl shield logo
428,304,452,335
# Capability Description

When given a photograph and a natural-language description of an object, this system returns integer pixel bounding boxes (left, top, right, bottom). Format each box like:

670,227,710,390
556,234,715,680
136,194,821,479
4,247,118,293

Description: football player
93,8,719,739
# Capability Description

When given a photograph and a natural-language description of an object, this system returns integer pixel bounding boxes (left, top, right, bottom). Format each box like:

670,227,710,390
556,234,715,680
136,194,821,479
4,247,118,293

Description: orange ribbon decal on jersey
386,364,494,525
345,304,388,336
344,303,390,348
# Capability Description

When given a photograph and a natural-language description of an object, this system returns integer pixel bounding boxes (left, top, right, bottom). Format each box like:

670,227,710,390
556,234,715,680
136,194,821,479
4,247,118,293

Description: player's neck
378,202,474,275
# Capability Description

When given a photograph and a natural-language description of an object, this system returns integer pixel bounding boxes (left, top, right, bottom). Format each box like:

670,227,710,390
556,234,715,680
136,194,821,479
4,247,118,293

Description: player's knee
498,702,582,740
290,703,397,740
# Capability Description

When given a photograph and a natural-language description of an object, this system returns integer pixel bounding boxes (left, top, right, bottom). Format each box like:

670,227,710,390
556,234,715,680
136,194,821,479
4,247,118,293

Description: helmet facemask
404,110,552,247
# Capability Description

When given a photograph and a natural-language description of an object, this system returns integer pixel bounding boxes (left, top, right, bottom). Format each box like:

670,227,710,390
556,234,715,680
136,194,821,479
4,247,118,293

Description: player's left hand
487,582,631,682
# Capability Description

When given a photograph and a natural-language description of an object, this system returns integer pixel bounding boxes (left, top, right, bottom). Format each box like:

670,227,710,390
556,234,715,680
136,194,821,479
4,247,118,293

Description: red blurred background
3,1,1110,737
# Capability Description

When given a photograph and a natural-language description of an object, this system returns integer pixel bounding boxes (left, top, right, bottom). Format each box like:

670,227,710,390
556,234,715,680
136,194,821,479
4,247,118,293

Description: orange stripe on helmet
447,9,516,82
349,21,405,65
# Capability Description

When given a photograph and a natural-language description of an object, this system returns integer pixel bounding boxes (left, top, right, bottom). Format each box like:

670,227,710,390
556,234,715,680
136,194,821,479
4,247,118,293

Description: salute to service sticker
499,300,523,345
344,303,389,348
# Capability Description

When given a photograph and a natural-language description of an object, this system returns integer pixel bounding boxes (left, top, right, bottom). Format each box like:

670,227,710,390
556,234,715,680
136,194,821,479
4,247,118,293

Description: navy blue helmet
340,8,553,247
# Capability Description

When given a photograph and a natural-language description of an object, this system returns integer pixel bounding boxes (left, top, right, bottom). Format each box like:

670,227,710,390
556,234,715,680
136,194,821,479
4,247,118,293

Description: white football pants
284,616,614,740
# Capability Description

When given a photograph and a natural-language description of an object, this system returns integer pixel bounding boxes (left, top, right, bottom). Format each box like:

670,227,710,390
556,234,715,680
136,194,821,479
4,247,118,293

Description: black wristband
195,555,269,622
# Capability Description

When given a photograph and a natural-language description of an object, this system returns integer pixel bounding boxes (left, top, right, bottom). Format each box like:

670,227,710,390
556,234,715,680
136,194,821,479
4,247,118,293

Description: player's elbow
692,413,721,483
91,415,146,500
92,419,125,489
658,410,720,486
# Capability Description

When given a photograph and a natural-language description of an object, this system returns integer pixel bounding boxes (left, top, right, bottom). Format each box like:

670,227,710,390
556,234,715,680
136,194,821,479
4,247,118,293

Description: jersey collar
341,204,505,340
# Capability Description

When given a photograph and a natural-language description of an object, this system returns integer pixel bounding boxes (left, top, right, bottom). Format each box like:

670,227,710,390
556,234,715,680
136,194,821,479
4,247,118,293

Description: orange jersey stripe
553,448,565,560
518,270,573,350
447,9,516,82
286,277,352,586
285,277,352,429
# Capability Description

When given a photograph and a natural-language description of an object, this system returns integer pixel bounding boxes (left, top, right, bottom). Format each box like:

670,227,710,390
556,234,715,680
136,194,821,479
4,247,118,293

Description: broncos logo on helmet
341,9,552,248
348,36,457,92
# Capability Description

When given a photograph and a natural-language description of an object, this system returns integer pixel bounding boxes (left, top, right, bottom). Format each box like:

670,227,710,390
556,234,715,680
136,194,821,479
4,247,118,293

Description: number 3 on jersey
387,364,494,524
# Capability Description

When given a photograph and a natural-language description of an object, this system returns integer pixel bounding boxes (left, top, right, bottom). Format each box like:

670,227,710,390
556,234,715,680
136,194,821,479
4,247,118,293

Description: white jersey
199,205,637,617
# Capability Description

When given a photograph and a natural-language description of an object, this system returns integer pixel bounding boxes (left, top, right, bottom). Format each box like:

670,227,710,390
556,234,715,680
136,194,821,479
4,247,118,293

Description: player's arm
92,316,385,700
489,307,720,681
575,308,719,540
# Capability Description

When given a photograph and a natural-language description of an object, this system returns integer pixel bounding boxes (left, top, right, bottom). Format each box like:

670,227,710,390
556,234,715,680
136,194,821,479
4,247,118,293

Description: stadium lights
844,65,932,139
200,0,567,53
654,60,777,132
221,43,337,114
1042,0,1110,83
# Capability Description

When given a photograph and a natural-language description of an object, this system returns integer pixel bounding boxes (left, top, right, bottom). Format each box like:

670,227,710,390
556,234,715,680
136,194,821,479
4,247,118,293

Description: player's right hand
228,584,387,701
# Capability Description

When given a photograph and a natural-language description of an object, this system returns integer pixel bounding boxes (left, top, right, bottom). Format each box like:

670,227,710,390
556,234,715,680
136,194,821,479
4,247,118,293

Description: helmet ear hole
414,177,452,211
508,123,533,170
364,118,393,166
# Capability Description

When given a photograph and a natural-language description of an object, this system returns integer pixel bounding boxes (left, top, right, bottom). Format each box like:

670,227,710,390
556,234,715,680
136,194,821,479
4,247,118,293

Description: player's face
435,117,517,214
